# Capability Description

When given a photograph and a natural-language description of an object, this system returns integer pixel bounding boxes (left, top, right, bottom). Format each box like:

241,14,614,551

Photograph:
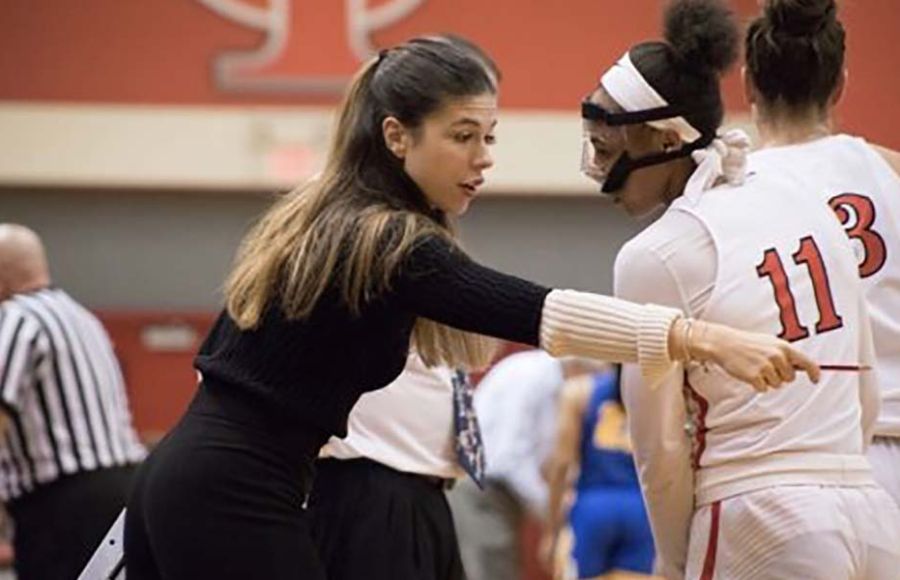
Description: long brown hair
225,36,500,369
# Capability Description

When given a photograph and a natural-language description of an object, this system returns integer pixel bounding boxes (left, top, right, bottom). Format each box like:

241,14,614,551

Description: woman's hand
671,319,820,391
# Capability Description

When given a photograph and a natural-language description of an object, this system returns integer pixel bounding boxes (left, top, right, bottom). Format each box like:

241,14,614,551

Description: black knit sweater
195,236,550,437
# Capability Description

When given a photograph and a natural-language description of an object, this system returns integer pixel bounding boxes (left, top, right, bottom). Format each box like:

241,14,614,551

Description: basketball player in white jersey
579,0,900,578
745,0,900,510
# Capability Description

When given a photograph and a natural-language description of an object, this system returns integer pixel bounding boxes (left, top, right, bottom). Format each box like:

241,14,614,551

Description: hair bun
765,0,837,36
664,0,739,75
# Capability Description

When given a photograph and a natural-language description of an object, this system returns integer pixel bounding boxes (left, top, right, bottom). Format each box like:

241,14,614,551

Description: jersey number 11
756,236,843,342
756,193,886,342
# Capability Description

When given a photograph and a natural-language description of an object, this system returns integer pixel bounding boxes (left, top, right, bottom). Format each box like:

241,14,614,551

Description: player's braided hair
745,0,845,110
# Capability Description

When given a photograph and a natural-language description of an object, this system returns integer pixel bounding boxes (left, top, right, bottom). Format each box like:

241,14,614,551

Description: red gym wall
94,311,216,442
3,0,900,147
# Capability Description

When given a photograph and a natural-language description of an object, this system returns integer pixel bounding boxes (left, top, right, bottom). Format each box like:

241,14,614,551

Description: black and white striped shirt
0,287,145,501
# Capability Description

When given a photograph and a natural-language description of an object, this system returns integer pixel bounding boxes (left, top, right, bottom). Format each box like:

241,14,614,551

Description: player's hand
677,319,821,390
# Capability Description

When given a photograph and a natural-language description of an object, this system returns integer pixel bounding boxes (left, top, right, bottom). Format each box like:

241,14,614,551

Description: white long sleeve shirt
615,210,714,580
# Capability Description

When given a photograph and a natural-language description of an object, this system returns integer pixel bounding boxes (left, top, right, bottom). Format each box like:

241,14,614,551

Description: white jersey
671,167,880,506
751,135,900,437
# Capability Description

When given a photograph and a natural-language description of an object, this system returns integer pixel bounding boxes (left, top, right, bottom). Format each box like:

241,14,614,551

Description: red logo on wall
198,0,426,94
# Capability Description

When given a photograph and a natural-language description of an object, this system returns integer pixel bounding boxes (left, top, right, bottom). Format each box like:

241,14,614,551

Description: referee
0,224,146,580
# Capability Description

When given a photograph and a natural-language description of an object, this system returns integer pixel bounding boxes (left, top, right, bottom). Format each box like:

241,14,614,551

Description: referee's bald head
0,224,50,300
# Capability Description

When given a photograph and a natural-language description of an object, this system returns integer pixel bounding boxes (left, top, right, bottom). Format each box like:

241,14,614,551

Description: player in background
544,365,658,580
745,0,900,508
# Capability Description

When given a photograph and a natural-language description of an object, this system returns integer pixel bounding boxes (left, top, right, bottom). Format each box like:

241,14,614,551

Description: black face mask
581,100,713,194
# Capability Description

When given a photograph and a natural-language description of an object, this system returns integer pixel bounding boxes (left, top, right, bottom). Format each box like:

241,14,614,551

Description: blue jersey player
544,366,657,580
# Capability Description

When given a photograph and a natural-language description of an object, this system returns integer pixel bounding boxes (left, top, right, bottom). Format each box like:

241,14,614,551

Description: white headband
601,52,750,199
600,52,702,143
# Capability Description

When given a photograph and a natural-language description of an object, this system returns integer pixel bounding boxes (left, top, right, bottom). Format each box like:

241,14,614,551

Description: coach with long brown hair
122,34,818,580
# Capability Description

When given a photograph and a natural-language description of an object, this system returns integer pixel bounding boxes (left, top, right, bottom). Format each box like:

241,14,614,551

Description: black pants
310,458,465,580
8,465,136,580
124,383,329,580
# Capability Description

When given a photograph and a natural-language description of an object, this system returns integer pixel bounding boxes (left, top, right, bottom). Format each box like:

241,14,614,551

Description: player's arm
621,365,692,580
542,375,593,558
615,235,701,580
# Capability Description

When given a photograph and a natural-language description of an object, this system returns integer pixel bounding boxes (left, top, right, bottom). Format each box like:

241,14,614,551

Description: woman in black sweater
123,35,818,579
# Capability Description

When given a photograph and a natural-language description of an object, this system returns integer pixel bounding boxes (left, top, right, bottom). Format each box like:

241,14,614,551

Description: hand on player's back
688,321,821,391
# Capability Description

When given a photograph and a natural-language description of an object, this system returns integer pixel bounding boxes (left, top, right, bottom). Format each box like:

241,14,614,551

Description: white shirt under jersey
320,352,462,479
615,168,879,578
751,135,900,438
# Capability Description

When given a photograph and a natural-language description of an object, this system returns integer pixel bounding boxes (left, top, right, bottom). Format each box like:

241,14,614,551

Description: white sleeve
613,215,716,580
621,364,693,580
539,290,681,385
